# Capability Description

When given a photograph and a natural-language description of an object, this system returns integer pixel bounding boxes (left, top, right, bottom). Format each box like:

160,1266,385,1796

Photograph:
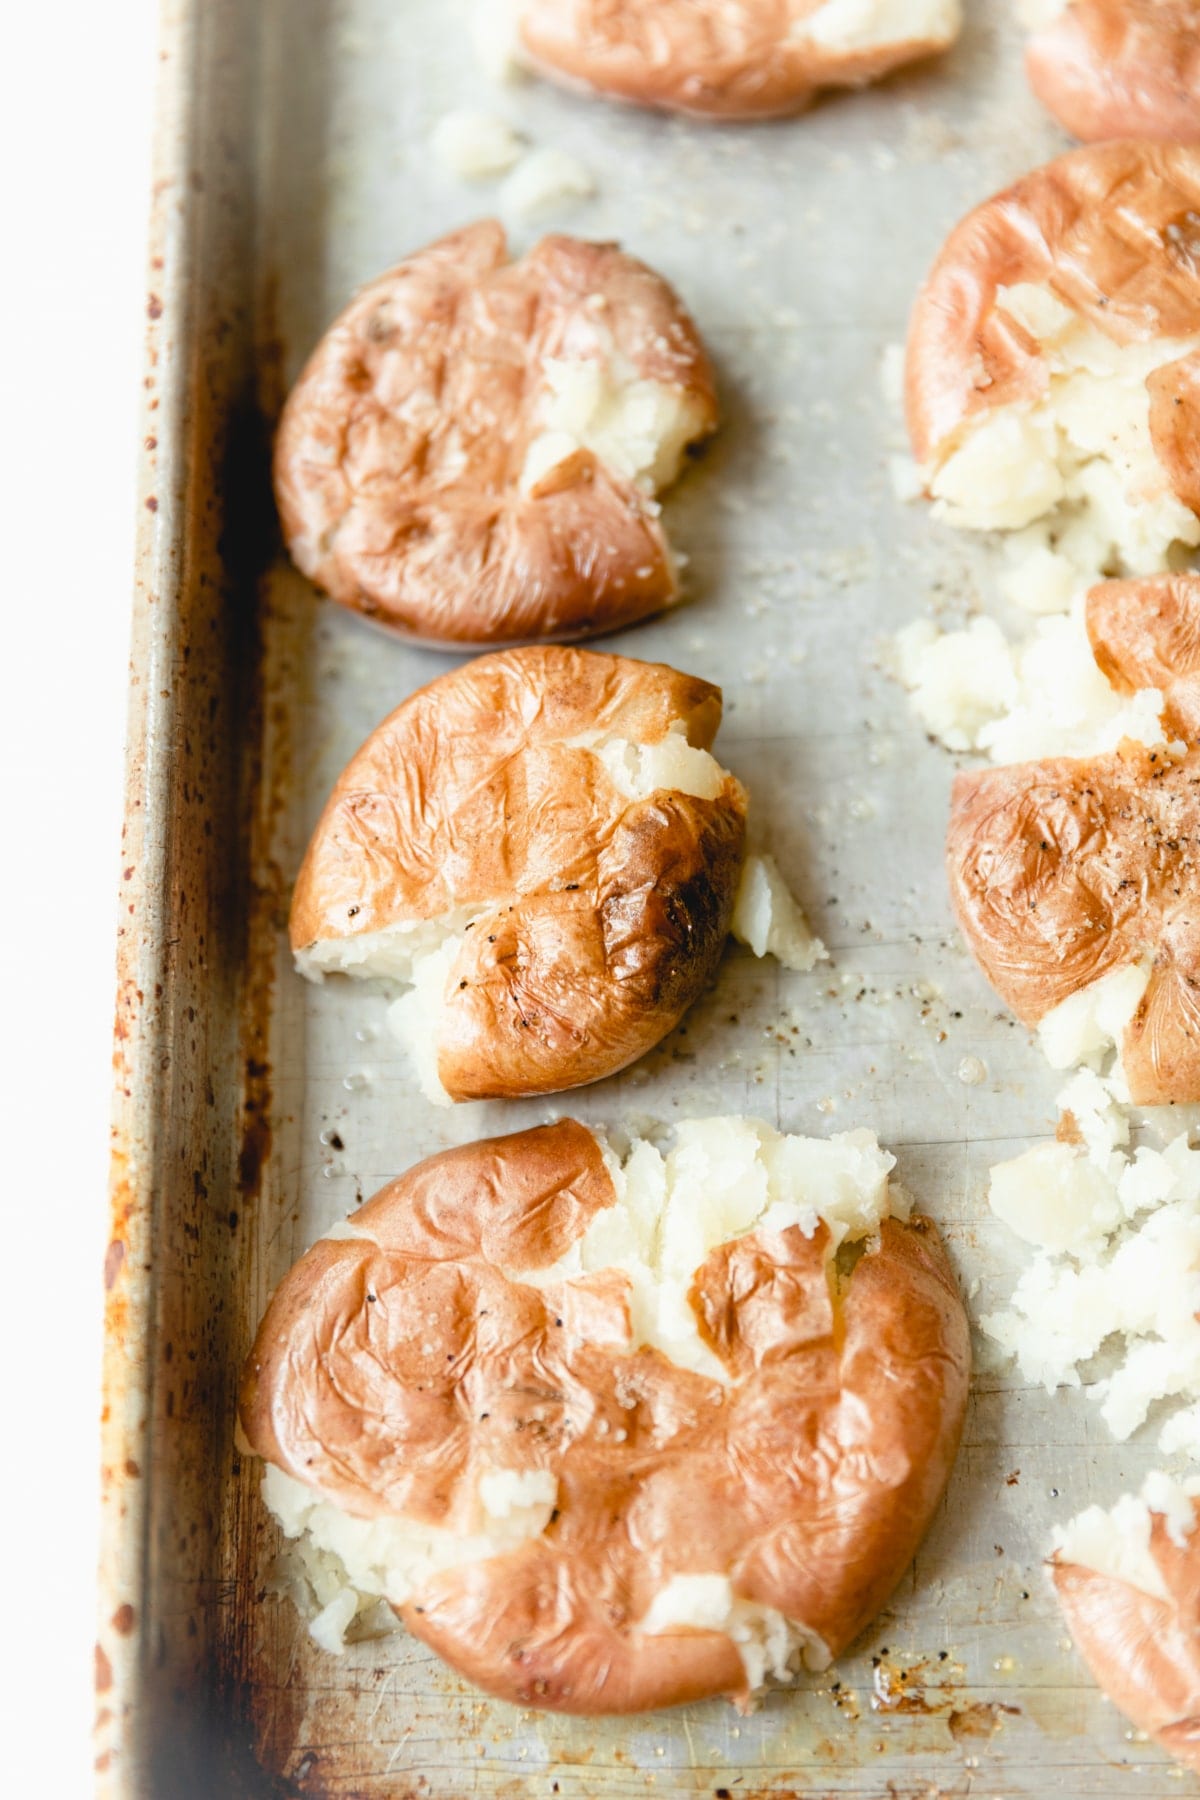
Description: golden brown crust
517,0,959,120
273,222,717,645
1086,572,1200,741
241,1122,971,1715
905,143,1200,472
947,740,1200,1105
290,645,748,1101
1053,1500,1200,1773
1027,1,1200,145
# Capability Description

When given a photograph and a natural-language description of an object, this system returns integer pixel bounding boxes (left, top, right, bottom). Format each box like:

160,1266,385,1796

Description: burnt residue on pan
97,2,305,1788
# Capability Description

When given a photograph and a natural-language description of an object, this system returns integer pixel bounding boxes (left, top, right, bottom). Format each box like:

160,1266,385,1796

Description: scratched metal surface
102,0,1200,1795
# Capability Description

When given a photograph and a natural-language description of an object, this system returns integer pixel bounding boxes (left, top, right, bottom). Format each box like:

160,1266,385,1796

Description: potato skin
436,786,746,1099
947,740,1200,1105
290,645,748,1101
905,143,1200,485
1026,2,1200,145
241,1122,971,1715
1086,572,1200,742
1053,1498,1200,1773
517,0,960,120
273,221,716,646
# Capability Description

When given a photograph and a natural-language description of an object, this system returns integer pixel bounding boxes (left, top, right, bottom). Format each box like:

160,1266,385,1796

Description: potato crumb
500,147,596,218
431,109,524,179
982,1069,1200,1448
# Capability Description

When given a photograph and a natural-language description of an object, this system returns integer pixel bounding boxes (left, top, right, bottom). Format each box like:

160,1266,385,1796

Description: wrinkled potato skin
274,222,717,645
1054,1499,1200,1773
241,1121,971,1715
947,739,1200,1105
518,0,960,119
290,646,748,1101
905,144,1200,489
1087,572,1200,742
1027,1,1200,145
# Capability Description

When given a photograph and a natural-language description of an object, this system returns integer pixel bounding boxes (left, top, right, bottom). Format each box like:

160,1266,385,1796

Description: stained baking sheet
99,1,1199,1794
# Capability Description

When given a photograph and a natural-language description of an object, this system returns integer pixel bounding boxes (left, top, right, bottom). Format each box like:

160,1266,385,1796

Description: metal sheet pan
99,1,1200,1793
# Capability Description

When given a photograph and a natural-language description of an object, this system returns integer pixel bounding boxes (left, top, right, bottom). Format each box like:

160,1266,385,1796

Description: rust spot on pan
947,1700,1020,1742
103,1238,126,1290
95,1644,113,1693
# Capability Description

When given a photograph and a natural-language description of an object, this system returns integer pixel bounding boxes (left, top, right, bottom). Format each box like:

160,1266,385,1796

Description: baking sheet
102,1,1200,1793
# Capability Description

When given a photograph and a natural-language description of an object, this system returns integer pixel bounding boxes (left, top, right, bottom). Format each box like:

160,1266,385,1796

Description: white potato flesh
982,1071,1200,1448
928,286,1200,595
797,0,961,52
892,615,1017,753
639,1572,831,1685
430,109,525,178
522,351,709,494
893,601,1167,761
499,146,596,218
988,1140,1123,1257
1036,958,1151,1074
263,1460,558,1653
526,1117,899,1383
295,906,483,986
386,939,460,1106
730,852,826,972
567,722,728,802
1053,1471,1200,1602
1017,0,1068,27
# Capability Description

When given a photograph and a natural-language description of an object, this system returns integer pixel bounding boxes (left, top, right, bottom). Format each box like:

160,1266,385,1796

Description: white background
2,2,157,1788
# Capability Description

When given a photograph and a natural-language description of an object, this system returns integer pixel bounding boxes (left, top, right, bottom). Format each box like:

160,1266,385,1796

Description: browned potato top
291,646,748,1101
1026,1,1200,145
948,737,1200,1105
241,1121,971,1715
516,0,961,120
906,143,1200,474
274,222,717,645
